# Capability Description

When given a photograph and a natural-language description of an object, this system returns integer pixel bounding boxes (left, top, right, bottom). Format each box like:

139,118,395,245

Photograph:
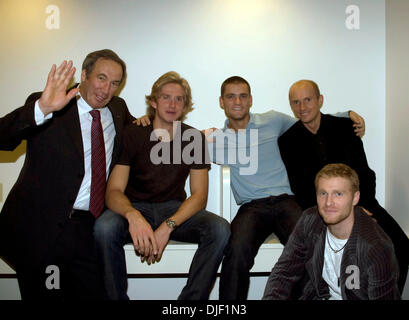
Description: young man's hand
201,127,219,143
150,222,173,263
125,210,158,261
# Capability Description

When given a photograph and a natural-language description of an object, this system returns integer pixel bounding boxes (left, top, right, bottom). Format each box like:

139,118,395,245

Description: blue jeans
94,200,230,300
219,194,302,300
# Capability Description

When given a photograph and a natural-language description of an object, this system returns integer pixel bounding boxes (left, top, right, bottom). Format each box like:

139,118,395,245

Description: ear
249,94,253,109
219,96,224,110
318,94,324,109
81,69,87,82
150,99,157,110
352,191,360,206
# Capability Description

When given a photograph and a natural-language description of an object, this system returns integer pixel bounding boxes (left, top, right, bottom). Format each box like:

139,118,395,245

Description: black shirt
118,122,210,203
278,113,376,210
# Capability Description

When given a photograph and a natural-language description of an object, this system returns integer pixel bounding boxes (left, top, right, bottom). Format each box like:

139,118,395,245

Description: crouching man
263,163,400,300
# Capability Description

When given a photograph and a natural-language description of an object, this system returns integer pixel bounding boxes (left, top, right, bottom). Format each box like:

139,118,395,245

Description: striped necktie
89,110,106,218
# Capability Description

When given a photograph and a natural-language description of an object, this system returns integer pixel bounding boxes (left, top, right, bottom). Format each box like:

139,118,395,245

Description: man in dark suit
263,163,400,300
278,79,409,293
0,49,134,300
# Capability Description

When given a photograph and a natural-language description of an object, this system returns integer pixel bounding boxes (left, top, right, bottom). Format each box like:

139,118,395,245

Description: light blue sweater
210,110,349,205
210,110,295,205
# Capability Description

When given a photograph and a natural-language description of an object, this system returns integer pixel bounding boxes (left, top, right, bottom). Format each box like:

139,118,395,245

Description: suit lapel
108,103,122,145
107,100,123,171
59,97,123,175
59,99,84,159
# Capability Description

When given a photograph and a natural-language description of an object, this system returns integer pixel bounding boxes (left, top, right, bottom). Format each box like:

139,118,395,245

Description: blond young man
263,163,400,300
94,71,230,300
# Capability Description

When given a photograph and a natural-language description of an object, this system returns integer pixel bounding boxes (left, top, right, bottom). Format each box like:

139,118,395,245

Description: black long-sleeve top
278,113,377,210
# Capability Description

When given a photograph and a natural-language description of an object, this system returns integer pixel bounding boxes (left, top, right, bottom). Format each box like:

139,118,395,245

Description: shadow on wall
0,141,26,163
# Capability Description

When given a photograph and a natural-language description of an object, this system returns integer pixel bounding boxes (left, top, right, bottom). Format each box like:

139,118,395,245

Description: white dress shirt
34,96,116,210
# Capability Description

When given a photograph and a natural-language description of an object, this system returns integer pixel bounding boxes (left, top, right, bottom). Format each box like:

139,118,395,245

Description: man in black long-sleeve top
278,79,409,293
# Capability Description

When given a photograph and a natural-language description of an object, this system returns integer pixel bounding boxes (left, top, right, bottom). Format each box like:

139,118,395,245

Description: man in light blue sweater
207,76,364,300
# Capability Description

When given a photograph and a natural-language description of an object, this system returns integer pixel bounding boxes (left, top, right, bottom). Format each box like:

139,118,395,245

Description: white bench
125,234,282,276
124,165,283,276
0,165,283,297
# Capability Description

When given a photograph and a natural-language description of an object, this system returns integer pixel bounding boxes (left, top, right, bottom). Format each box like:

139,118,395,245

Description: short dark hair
82,49,126,83
220,76,251,97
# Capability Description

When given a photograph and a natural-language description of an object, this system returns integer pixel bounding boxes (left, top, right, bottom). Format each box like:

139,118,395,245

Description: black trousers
365,200,409,294
219,194,302,300
16,211,105,300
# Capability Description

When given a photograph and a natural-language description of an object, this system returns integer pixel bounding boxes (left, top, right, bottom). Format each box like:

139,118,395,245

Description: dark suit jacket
278,113,377,210
262,206,400,300
0,91,134,270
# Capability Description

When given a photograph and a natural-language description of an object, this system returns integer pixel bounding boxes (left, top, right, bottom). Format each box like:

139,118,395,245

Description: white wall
0,0,387,208
386,0,409,235
0,0,393,299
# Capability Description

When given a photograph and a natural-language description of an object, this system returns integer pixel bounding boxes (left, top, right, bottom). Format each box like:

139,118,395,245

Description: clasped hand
128,212,171,264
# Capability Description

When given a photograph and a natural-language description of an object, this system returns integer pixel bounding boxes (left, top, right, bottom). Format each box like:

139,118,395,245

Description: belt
69,209,94,219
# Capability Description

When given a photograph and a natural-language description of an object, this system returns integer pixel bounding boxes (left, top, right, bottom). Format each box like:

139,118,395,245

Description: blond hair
145,71,194,122
315,163,360,193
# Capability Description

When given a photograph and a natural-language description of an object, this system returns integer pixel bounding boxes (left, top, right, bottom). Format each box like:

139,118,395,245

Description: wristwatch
165,218,177,230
